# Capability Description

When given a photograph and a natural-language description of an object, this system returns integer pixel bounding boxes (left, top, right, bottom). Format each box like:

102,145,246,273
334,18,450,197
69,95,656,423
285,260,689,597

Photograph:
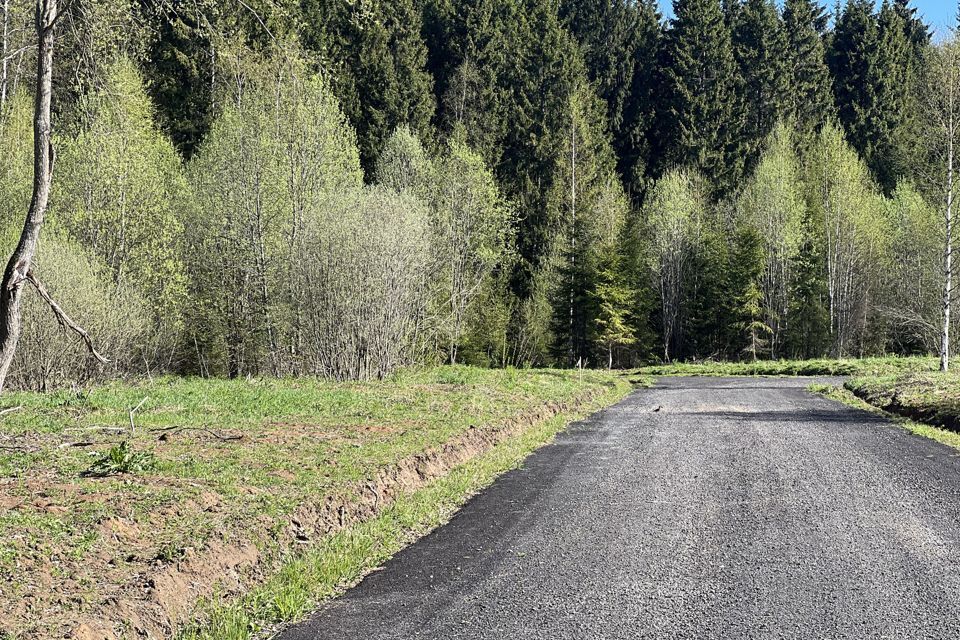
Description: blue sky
658,1,955,34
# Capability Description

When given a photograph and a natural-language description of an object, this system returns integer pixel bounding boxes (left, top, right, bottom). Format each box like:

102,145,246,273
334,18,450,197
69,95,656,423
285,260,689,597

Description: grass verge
0,366,631,639
636,356,937,378
808,380,960,452
843,373,960,433
179,393,620,640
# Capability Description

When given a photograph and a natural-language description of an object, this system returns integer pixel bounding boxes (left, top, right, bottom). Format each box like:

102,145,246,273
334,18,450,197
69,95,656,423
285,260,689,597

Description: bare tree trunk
1,0,10,108
0,0,58,392
942,110,954,372
568,110,577,367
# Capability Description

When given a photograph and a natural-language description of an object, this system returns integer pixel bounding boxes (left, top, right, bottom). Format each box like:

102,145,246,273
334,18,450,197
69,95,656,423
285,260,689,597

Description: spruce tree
592,245,638,369
729,226,771,361
871,0,912,193
782,0,833,140
893,0,930,58
141,11,214,158
549,82,629,367
828,0,880,169
828,0,927,194
558,0,662,198
659,0,739,199
301,0,436,175
731,0,790,177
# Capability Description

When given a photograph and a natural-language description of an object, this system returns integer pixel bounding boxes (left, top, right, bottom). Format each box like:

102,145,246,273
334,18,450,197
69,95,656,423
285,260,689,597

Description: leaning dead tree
0,0,105,393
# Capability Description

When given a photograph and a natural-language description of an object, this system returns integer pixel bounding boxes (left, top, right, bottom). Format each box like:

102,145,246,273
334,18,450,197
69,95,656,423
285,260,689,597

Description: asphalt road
279,377,960,639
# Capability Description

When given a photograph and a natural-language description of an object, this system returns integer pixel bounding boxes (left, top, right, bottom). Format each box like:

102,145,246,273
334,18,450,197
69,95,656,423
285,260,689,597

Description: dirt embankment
846,377,960,433
69,392,600,640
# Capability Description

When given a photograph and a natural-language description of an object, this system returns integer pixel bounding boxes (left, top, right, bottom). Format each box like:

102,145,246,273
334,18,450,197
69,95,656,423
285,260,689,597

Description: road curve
278,377,960,639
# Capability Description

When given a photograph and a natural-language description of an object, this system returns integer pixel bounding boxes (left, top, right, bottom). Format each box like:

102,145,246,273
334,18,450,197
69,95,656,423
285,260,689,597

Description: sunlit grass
636,356,938,378
0,365,632,638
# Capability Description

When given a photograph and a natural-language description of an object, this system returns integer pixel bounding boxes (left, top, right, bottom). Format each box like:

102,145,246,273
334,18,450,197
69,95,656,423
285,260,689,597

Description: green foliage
54,58,189,346
82,441,155,478
592,246,638,368
550,82,630,367
805,123,891,356
1,0,953,388
828,0,929,194
140,7,214,157
301,0,436,175
729,226,772,361
731,0,790,176
782,0,833,138
659,0,739,198
0,91,32,225
374,125,437,200
736,123,806,356
432,133,514,364
881,183,942,353
644,168,706,361
187,52,364,377
0,227,148,391
558,0,662,196
638,355,937,377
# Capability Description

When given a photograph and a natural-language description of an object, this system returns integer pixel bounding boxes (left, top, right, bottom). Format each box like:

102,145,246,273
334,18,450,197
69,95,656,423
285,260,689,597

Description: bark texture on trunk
942,131,953,372
0,0,58,392
1,0,10,108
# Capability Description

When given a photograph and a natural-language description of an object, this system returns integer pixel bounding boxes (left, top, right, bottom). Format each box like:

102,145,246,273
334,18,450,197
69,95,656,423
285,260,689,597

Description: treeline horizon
0,0,955,389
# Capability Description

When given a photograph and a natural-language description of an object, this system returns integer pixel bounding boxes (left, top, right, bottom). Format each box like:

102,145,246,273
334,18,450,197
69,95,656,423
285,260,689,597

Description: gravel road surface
279,377,960,639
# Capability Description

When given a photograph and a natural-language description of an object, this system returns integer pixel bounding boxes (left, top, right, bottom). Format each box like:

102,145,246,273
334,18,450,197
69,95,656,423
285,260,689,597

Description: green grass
177,395,620,640
809,379,960,452
636,356,938,378
0,366,632,639
842,371,960,434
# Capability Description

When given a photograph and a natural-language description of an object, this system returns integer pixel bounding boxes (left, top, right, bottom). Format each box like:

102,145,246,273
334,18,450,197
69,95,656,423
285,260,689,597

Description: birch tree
645,168,705,362
432,134,512,364
0,0,30,110
917,36,960,371
0,0,102,393
189,50,364,377
806,124,889,357
736,123,805,357
55,57,189,366
883,183,941,352
0,89,31,224
551,83,629,366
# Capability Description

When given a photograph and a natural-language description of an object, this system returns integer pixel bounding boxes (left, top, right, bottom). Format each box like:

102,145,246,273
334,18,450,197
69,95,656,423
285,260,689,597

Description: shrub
1,227,148,391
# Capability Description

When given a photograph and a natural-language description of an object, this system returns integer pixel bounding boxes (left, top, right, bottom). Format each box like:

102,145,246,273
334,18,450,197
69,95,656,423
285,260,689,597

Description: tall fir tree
549,82,629,367
829,0,927,194
558,0,662,199
140,9,214,158
828,0,880,168
731,0,790,177
871,0,925,193
658,0,740,199
782,0,833,140
300,0,436,175
892,0,930,58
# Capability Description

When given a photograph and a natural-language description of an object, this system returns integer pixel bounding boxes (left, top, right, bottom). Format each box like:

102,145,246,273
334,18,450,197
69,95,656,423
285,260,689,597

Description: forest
0,0,956,390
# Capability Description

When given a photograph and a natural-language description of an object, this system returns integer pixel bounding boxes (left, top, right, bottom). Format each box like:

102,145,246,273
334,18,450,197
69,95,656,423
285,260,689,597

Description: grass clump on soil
636,356,937,378
809,377,960,452
81,441,156,477
0,366,632,640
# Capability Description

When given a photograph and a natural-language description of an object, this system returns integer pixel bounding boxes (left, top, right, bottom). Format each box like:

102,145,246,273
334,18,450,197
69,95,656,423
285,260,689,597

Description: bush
294,187,431,380
1,228,148,391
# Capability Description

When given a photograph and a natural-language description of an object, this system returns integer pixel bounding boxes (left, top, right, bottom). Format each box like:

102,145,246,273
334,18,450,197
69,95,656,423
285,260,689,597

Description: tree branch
25,269,109,364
